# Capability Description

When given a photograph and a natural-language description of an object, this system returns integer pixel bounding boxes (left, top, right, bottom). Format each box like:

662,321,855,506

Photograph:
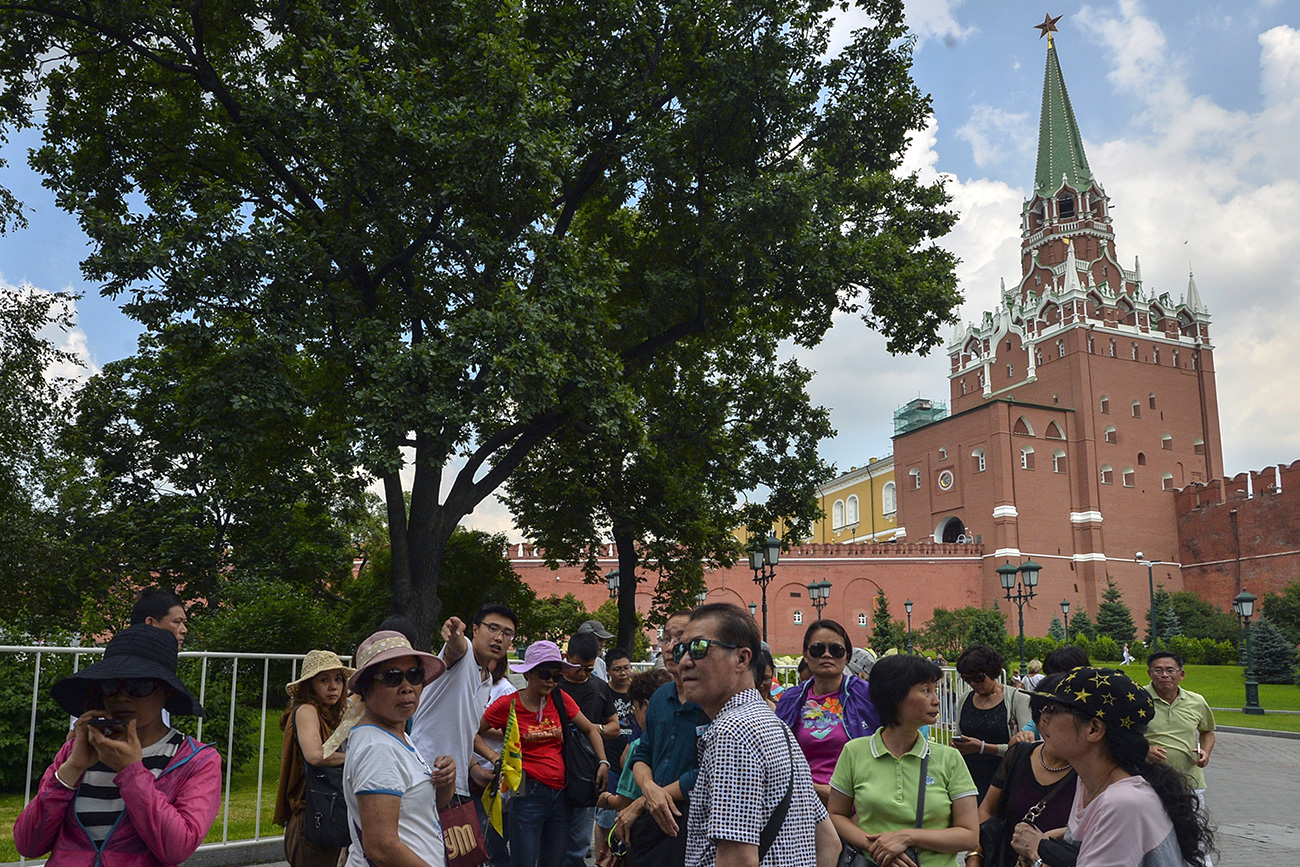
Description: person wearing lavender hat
338,630,456,867
480,640,610,867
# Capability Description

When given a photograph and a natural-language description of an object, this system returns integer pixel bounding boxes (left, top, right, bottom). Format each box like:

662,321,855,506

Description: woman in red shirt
481,640,608,867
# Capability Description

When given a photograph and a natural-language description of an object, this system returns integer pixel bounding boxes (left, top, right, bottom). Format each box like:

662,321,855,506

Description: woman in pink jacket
14,624,222,867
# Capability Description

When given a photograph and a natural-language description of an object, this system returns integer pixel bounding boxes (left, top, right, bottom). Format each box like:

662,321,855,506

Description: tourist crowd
14,591,1216,867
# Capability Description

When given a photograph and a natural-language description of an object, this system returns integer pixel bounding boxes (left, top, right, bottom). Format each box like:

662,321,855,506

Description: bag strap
1022,759,1076,827
757,727,797,862
914,748,929,830
994,742,1030,820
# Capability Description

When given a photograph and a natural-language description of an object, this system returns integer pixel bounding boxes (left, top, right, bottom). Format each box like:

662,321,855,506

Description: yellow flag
482,700,524,835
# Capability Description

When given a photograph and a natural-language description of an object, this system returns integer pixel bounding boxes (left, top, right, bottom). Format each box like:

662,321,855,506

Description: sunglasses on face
1033,702,1076,724
534,667,563,682
377,666,424,687
807,642,847,659
100,678,160,697
671,638,739,663
960,672,987,684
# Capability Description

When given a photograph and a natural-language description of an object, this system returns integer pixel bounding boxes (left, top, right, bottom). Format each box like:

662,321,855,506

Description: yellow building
808,456,899,544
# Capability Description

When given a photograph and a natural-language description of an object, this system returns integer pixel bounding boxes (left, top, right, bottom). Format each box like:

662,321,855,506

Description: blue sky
2,0,1298,538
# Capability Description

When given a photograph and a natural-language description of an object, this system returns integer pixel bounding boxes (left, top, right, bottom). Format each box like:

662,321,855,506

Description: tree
1146,585,1182,646
0,0,959,647
1096,579,1137,644
523,595,592,645
1261,581,1300,646
1249,619,1298,685
872,590,907,654
921,606,1006,661
1047,617,1065,642
1068,608,1097,642
1168,591,1239,644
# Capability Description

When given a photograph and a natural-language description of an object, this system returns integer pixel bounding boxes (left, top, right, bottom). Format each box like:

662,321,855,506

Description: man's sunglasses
672,638,739,663
100,678,160,697
807,642,847,659
377,666,424,687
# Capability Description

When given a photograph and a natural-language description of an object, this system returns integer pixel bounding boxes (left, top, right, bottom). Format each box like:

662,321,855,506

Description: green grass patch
1104,661,1300,713
0,713,286,862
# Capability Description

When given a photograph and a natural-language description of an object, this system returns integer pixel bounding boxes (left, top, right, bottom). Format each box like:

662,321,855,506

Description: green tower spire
1034,35,1093,198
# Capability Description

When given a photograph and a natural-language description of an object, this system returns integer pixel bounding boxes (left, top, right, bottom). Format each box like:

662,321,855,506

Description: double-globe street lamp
1232,590,1265,715
1136,552,1164,650
749,534,781,642
1060,598,1071,643
606,568,620,599
807,581,831,619
997,559,1042,678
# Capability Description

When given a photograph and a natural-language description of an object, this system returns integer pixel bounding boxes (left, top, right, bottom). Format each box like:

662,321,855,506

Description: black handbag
837,749,928,867
554,692,601,807
979,745,1075,867
301,760,351,848
1037,837,1081,867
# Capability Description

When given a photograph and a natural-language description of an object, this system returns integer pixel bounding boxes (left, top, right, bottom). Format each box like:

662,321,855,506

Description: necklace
1038,744,1071,773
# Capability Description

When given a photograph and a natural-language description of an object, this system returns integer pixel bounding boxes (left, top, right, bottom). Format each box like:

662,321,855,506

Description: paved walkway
1203,728,1300,862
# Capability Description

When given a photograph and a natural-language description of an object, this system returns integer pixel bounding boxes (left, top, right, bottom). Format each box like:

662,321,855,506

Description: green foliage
1249,619,1298,684
193,578,353,655
593,599,651,661
1068,608,1098,641
1146,586,1182,645
1261,581,1300,646
1096,579,1137,645
434,528,539,638
1163,636,1238,667
523,595,592,646
0,0,960,648
1091,635,1120,662
1168,592,1239,644
871,590,907,654
0,629,79,791
923,606,1007,660
1047,617,1065,642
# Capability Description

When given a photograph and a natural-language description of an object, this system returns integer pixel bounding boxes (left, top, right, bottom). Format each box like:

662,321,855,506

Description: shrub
0,647,80,791
1091,635,1120,662
1167,635,1204,665
1200,639,1237,666
1249,619,1298,685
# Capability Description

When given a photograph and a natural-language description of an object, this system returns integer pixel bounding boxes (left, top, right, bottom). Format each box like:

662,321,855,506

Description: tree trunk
613,525,638,654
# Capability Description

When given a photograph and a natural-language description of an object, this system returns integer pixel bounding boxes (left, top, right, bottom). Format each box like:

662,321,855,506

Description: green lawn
1103,661,1300,728
1,713,285,862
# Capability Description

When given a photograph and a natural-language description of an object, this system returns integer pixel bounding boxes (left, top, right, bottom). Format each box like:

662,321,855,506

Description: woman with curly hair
274,650,355,867
1011,667,1214,867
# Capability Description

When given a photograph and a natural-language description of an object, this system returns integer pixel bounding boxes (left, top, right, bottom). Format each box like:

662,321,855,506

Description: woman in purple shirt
775,619,880,804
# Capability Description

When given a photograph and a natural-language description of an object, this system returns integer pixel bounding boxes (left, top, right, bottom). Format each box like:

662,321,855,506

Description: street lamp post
749,534,781,642
1232,590,1265,715
748,602,758,618
807,581,831,619
606,568,620,599
1060,598,1071,643
1136,552,1163,650
696,588,708,606
998,559,1042,678
904,599,914,654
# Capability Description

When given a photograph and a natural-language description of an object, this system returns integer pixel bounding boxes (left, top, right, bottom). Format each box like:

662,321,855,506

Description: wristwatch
1030,859,1043,867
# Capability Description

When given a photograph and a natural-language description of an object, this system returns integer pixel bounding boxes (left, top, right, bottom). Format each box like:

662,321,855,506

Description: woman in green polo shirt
828,655,979,867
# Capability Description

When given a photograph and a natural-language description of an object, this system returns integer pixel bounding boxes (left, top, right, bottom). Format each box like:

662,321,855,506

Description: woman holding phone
15,625,221,867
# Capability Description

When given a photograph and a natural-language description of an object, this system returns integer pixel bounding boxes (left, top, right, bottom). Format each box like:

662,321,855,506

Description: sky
2,0,1299,540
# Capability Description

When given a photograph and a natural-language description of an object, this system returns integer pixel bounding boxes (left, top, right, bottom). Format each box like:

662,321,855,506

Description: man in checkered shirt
677,603,841,867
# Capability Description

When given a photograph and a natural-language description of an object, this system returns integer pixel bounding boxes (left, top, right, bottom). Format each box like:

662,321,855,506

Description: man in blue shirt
615,610,709,865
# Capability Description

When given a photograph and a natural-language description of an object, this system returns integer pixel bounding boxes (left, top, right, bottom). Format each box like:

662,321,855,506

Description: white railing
1,645,350,866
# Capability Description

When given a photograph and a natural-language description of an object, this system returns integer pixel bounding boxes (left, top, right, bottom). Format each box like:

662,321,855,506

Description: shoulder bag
554,691,601,807
837,748,928,867
301,759,351,848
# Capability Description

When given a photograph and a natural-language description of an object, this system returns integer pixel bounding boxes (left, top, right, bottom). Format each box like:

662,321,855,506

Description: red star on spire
1035,13,1062,39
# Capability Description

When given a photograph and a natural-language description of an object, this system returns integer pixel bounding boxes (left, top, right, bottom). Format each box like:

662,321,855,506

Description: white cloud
0,276,96,383
903,0,975,47
956,106,1034,170
1260,25,1300,106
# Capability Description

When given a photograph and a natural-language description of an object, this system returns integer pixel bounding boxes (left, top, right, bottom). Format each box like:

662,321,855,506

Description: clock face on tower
938,470,954,491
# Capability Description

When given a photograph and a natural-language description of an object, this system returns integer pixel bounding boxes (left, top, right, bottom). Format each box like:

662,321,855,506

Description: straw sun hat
284,649,356,696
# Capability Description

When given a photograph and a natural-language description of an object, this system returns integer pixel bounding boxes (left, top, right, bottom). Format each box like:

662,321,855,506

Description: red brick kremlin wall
1177,460,1300,611
509,542,984,656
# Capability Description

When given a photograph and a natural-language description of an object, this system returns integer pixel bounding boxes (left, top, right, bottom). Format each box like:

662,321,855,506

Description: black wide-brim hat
51,624,204,718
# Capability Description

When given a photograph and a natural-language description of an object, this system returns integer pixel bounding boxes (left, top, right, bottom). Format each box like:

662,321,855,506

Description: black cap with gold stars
1030,667,1155,731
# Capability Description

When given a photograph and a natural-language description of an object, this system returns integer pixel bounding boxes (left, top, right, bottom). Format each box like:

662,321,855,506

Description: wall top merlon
507,540,985,564
1173,459,1300,511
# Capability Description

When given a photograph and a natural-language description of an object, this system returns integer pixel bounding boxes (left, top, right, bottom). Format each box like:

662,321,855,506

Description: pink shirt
1067,775,1183,867
793,689,850,784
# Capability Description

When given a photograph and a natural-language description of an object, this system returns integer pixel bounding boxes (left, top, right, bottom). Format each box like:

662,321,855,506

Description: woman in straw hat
274,649,355,867
337,630,456,867
14,624,221,867
1011,667,1214,867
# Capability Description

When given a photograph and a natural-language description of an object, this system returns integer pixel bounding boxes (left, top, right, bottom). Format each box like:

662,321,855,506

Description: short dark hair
130,589,184,626
868,654,943,728
472,603,519,631
605,647,631,667
689,602,762,682
956,644,1005,678
566,631,600,662
628,669,672,704
802,619,852,654
378,615,420,648
1043,645,1091,675
1147,650,1183,669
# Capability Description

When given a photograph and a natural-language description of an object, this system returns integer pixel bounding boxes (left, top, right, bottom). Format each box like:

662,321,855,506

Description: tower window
1088,336,1095,354
794,610,803,625
1162,473,1174,491
1131,343,1139,361
1109,340,1116,358
833,499,845,530
858,613,868,627
1059,195,1075,218
910,468,921,490
1104,426,1117,444
1053,449,1067,473
1100,465,1114,485
972,449,986,473
1149,393,1156,409
1007,362,1014,377
939,447,948,460
961,379,968,395
1099,396,1110,414
882,482,897,514
1058,340,1066,358
1152,347,1160,365
1162,434,1172,450
846,495,859,526
1021,446,1035,471
1122,467,1135,487
1131,401,1141,419
1138,452,1147,466
1193,438,1205,456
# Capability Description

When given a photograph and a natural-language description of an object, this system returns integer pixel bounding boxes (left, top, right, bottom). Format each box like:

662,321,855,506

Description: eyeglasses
1149,667,1180,676
377,666,424,687
672,638,740,663
1033,702,1077,723
807,642,847,659
534,668,563,682
959,672,987,684
479,621,516,641
100,678,160,697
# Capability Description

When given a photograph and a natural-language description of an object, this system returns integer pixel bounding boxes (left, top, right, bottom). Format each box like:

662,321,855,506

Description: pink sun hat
347,630,446,693
511,640,579,674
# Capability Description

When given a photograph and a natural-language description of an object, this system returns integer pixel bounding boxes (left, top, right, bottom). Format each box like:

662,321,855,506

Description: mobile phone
90,718,124,729
951,735,967,742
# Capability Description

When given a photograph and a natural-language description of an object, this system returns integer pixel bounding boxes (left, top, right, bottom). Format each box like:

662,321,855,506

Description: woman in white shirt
341,630,457,867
